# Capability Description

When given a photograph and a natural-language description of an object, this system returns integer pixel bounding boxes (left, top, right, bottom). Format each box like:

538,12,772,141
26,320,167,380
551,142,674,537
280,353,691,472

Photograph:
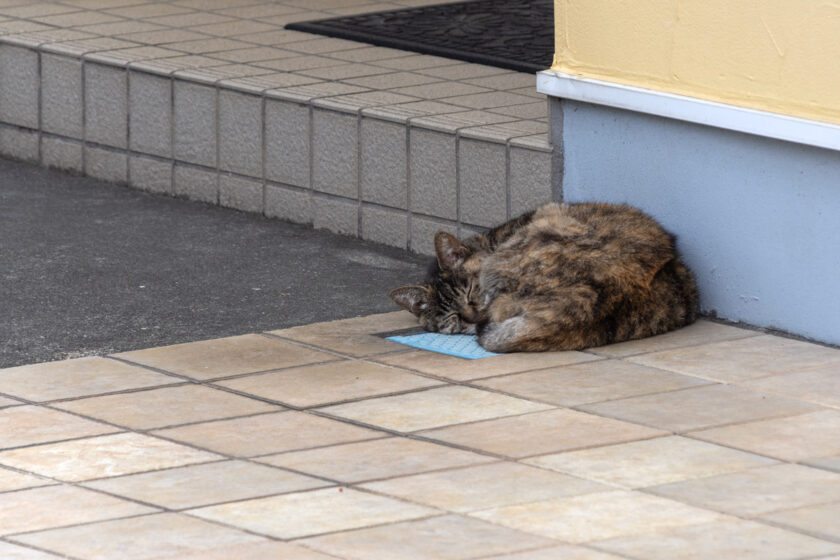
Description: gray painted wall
553,98,840,346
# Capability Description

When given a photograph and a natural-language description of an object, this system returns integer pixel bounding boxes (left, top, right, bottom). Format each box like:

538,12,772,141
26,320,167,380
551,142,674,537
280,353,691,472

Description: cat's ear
435,231,469,271
389,286,431,316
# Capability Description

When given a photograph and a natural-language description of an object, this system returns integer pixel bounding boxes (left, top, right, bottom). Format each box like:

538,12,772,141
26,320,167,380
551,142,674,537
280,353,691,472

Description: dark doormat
286,0,553,74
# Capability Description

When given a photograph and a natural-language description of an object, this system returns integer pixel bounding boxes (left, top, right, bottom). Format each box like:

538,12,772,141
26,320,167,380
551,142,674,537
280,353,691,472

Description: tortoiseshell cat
390,202,698,352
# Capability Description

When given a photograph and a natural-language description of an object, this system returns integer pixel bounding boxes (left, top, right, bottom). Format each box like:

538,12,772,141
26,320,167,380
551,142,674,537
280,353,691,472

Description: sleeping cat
390,202,698,352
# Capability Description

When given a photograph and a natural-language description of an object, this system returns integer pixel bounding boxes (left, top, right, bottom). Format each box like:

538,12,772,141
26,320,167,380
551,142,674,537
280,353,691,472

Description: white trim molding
537,70,840,152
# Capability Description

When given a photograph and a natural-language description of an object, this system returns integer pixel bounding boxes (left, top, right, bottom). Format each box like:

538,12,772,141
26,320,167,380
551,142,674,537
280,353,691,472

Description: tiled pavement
0,0,552,256
2,311,840,559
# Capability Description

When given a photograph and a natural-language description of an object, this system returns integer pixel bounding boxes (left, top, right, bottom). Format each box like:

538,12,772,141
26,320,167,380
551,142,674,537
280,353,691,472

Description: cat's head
389,231,483,334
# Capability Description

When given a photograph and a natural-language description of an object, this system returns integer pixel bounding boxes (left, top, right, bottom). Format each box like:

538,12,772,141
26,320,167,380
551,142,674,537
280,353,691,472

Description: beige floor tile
740,365,840,408
83,459,329,509
0,357,176,401
628,334,840,382
647,463,840,517
589,320,757,358
146,541,337,559
54,385,279,430
217,360,441,407
112,334,338,380
581,384,818,432
0,432,220,482
302,514,556,560
0,405,117,449
0,541,64,560
0,396,21,408
13,512,265,560
319,386,551,432
762,501,840,542
471,490,725,543
806,454,840,473
188,487,437,539
0,485,155,537
257,437,494,483
691,409,840,461
0,466,52,492
475,360,709,406
360,461,608,513
475,545,625,560
153,410,383,456
420,408,665,458
593,519,840,560
375,348,600,381
525,435,777,488
268,311,418,356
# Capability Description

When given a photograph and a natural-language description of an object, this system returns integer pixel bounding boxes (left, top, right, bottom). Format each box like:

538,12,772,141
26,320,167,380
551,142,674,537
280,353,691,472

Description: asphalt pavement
0,157,428,368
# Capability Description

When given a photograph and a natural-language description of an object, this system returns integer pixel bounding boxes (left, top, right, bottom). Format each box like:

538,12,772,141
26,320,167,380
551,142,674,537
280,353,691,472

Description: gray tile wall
0,41,554,256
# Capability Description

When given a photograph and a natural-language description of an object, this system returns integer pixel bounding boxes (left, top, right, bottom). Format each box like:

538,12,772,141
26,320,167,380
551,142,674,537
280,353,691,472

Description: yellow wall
553,0,840,125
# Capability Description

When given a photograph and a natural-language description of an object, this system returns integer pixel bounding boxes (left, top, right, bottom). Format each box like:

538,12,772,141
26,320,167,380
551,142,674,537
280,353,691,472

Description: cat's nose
460,308,478,323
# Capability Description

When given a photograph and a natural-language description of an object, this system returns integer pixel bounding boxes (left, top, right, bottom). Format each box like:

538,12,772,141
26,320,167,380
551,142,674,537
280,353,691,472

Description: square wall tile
510,146,552,216
188,487,436,539
153,410,383,457
55,384,279,430
129,155,172,194
0,356,176,402
83,460,327,509
360,206,408,248
85,146,127,183
174,80,216,167
41,136,82,172
525,435,776,489
41,53,82,138
13,513,266,560
219,174,263,213
313,195,359,236
265,99,309,188
361,462,607,513
265,183,311,224
312,108,358,198
409,215,457,256
319,385,551,432
0,44,39,129
84,62,127,148
0,125,39,163
129,71,171,157
0,432,220,482
218,360,439,408
218,90,262,177
257,437,493,483
409,128,456,220
459,138,506,226
360,118,407,208
303,514,555,560
420,408,666,458
0,485,154,538
112,334,337,380
174,163,218,203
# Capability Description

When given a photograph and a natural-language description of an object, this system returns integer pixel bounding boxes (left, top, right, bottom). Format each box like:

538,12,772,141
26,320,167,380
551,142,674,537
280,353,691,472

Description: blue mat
386,332,500,359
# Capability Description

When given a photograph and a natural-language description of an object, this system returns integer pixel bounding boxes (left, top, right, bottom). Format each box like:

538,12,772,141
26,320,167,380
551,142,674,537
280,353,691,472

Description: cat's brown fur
390,202,699,352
